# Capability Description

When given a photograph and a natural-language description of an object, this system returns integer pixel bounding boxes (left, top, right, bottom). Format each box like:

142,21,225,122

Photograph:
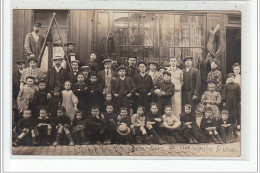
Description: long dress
207,69,222,91
17,85,36,113
222,82,241,126
62,90,78,122
201,91,222,119
167,67,183,118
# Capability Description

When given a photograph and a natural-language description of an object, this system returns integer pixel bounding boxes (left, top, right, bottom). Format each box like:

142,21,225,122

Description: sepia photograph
11,9,242,157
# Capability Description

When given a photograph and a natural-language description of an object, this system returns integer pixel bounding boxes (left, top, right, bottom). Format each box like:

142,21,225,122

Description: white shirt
55,66,61,73
185,66,192,72
120,76,125,80
105,69,111,75
32,32,39,43
140,73,145,77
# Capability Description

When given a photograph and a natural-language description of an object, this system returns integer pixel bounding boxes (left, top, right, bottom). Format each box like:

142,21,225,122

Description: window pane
119,46,128,58
154,47,160,59
129,46,144,58
159,14,170,48
175,15,189,47
113,13,129,45
144,47,154,58
34,10,50,27
160,47,169,59
129,13,144,45
189,16,205,47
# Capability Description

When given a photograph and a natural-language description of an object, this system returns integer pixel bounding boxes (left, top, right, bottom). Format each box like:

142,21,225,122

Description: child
48,87,62,118
111,66,136,112
180,104,206,144
87,72,103,109
131,106,153,144
72,110,86,145
103,104,117,144
102,93,114,112
86,107,106,144
33,108,52,145
69,59,81,84
17,76,37,114
52,106,74,146
207,59,222,91
161,105,185,143
153,71,175,114
80,66,90,84
73,73,89,114
216,110,234,143
222,73,241,133
116,107,132,144
13,109,35,146
146,103,164,144
200,107,223,144
32,79,49,118
201,82,222,119
89,52,99,72
62,81,78,122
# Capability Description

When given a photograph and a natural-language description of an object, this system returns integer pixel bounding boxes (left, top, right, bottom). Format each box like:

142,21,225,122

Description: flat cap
183,56,193,62
117,65,126,71
71,59,80,64
52,55,64,60
138,61,147,67
163,71,171,76
102,59,112,64
80,66,90,71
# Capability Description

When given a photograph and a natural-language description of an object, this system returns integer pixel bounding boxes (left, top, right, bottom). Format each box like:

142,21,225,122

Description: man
182,56,201,111
133,62,153,112
46,55,70,93
64,42,80,70
24,23,45,60
126,55,139,79
69,59,81,84
13,60,25,99
97,58,117,95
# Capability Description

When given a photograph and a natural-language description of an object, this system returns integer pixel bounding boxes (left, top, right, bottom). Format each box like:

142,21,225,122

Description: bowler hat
65,42,75,46
183,56,193,62
163,71,171,76
116,124,130,136
52,55,64,61
117,65,126,71
102,59,112,64
33,23,42,27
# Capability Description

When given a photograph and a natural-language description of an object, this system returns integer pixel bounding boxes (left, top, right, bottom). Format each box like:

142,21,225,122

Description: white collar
19,69,24,73
186,67,192,72
55,66,61,72
120,76,125,80
140,72,145,76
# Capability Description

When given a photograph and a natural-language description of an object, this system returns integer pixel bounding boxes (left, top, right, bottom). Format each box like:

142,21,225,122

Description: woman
167,57,183,119
20,57,45,90
147,61,163,86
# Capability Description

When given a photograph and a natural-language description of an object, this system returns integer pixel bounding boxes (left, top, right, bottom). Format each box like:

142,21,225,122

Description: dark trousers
161,128,187,143
158,97,171,114
104,122,117,142
182,90,198,112
87,126,105,143
134,94,151,113
181,124,207,143
115,95,131,113
218,126,233,142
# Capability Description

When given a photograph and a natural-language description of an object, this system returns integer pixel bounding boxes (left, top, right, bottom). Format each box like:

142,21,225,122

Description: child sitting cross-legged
52,106,74,146
180,104,207,144
71,110,86,145
116,107,132,144
13,109,35,147
216,110,234,143
131,106,153,144
200,107,223,144
103,104,117,144
86,106,106,144
33,107,52,146
161,105,186,143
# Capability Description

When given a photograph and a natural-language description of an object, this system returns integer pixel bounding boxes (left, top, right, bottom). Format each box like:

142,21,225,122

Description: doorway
226,28,241,73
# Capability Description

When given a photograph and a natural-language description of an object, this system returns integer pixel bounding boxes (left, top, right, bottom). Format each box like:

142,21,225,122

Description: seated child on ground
13,109,35,146
86,106,106,144
216,110,234,143
103,104,117,144
131,106,153,144
52,106,74,146
200,107,223,144
116,107,132,144
72,110,86,145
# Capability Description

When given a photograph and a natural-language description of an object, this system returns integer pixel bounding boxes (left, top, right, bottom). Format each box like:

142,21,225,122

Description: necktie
107,70,109,75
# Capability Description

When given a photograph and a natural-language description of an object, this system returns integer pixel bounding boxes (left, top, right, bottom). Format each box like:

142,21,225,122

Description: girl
232,63,241,86
201,82,222,119
52,106,74,146
72,110,86,145
207,59,222,91
62,81,78,122
48,87,62,118
200,107,223,144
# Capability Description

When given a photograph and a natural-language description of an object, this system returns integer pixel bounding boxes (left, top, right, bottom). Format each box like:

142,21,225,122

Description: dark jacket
97,69,117,89
17,117,35,133
182,67,201,96
134,73,153,94
24,32,45,58
216,118,233,130
32,89,48,108
117,115,131,126
200,117,217,131
46,67,70,92
69,71,80,84
145,111,162,125
89,61,99,72
35,117,51,126
48,96,62,117
86,114,106,131
180,112,197,132
154,81,175,98
126,66,139,79
51,115,71,127
111,76,136,95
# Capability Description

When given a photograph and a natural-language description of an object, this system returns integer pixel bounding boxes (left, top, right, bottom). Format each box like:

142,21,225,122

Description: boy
87,72,103,109
32,79,49,118
116,107,132,144
146,103,164,144
131,106,153,144
180,104,206,144
89,52,99,72
134,62,153,112
69,59,81,84
111,66,136,112
80,66,90,83
86,107,106,144
64,42,80,70
154,71,175,114
200,107,223,144
216,110,234,143
17,76,37,114
52,106,74,146
161,105,185,143
13,109,35,146
103,104,117,144
33,108,52,145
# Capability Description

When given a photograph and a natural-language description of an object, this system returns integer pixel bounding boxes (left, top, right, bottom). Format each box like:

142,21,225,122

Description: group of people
12,22,241,146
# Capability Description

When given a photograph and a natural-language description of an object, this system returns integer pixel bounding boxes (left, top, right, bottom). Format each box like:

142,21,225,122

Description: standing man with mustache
24,23,45,61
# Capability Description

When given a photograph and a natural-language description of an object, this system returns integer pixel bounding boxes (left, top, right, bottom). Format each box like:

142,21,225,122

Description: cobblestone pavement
12,142,240,157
